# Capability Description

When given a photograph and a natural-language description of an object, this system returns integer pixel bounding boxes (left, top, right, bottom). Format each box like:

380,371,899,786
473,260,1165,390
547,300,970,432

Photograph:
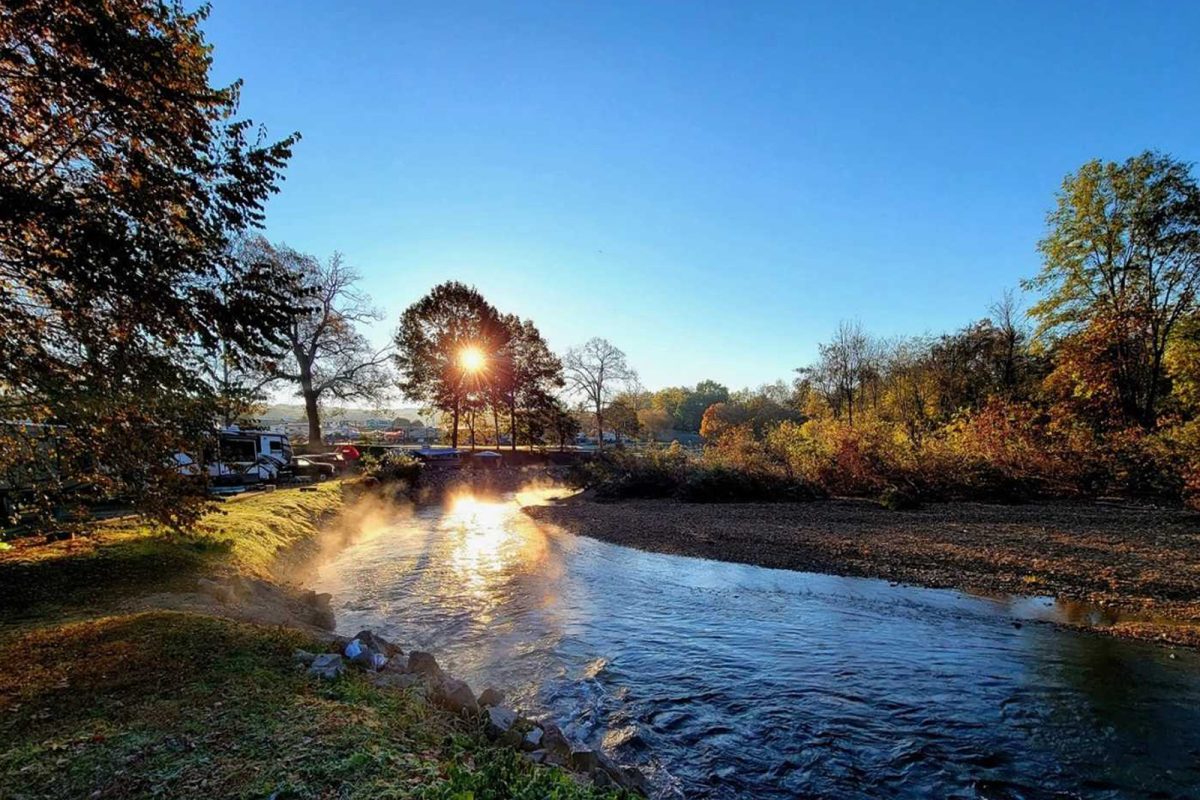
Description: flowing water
312,492,1200,799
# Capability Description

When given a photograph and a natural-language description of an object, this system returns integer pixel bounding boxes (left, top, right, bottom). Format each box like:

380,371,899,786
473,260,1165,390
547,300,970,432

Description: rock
196,578,236,605
353,629,401,658
307,653,345,680
569,748,601,773
521,726,543,751
485,706,521,746
380,655,409,674
437,678,479,714
477,687,505,707
620,766,650,794
540,722,572,757
370,672,424,690
525,749,547,765
406,651,445,680
292,649,317,666
591,768,612,788
590,750,647,795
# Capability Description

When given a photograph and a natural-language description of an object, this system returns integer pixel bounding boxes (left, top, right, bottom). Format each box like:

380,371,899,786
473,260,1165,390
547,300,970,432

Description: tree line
5,2,1200,532
695,152,1200,505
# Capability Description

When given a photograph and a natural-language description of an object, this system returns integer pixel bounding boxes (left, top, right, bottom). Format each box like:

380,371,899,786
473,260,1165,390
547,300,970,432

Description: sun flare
458,345,486,373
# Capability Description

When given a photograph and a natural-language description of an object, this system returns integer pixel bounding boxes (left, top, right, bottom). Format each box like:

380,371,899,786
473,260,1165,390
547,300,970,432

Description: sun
459,345,486,373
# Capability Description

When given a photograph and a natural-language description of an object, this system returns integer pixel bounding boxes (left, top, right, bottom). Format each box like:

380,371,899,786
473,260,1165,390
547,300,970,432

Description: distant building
404,423,441,444
263,419,309,438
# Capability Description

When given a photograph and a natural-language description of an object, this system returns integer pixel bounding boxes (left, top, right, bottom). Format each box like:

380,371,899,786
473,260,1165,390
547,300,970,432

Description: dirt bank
525,495,1200,646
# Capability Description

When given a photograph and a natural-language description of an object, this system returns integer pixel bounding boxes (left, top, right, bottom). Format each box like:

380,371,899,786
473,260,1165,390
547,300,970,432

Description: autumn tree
605,396,640,442
701,389,804,440
0,0,298,527
650,387,688,431
677,380,730,432
802,321,872,426
542,396,581,451
563,338,635,447
1026,152,1200,428
637,408,673,440
699,402,746,440
269,244,391,445
395,282,509,449
496,314,564,450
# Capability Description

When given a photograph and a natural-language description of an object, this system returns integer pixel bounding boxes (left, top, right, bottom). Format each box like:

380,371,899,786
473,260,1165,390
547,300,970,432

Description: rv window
221,438,257,462
269,440,283,452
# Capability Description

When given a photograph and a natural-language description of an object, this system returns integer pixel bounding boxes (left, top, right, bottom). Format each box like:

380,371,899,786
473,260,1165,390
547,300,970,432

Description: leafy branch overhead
0,0,299,529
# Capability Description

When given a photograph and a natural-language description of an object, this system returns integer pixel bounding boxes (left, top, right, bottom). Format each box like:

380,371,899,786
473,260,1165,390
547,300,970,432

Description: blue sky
204,1,1199,392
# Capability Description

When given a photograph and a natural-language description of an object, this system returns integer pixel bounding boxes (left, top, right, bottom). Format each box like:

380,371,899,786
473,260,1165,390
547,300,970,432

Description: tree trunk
595,401,604,450
508,395,518,452
451,402,460,449
297,354,321,450
492,405,500,448
1144,349,1164,429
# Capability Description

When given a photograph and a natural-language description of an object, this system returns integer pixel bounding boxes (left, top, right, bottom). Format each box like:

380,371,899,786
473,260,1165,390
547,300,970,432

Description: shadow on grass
0,612,627,800
0,536,227,619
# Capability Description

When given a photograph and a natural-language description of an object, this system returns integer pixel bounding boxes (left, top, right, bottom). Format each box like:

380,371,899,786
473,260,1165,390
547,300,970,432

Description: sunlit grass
0,483,347,618
192,483,346,575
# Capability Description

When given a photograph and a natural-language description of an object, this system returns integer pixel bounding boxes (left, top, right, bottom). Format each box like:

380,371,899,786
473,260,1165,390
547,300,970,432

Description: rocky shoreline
525,494,1200,647
296,628,649,795
177,486,650,797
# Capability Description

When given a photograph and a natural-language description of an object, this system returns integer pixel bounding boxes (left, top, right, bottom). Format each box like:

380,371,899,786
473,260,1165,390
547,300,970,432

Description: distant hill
258,404,432,425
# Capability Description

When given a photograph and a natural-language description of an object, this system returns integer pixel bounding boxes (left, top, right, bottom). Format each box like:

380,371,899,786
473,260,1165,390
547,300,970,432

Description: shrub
878,484,921,510
360,451,422,485
584,445,689,501
578,442,823,503
676,466,824,503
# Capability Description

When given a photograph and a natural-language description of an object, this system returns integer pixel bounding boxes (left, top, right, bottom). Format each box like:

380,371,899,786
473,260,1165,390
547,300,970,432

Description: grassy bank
0,485,625,799
0,612,622,799
0,484,345,620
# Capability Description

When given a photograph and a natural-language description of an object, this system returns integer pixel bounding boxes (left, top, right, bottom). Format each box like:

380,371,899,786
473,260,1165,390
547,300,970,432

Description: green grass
0,612,624,800
192,483,346,575
0,485,628,798
0,484,346,619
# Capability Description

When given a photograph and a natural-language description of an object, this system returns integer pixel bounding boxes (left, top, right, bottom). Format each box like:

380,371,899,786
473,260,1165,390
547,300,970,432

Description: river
311,492,1200,799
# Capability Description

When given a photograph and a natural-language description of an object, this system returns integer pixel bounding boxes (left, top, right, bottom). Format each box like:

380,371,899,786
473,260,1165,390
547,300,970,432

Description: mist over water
313,492,1200,799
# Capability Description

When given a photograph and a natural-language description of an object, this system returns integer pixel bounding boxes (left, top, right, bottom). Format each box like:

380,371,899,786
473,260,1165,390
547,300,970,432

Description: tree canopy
0,0,298,528
394,283,510,448
1027,151,1200,427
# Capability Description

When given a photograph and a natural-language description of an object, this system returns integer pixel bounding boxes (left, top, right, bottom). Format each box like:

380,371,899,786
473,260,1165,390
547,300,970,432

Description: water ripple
314,494,1200,799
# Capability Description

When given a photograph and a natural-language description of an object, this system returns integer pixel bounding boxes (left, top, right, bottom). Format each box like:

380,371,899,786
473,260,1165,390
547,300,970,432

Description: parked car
305,452,349,473
292,456,335,481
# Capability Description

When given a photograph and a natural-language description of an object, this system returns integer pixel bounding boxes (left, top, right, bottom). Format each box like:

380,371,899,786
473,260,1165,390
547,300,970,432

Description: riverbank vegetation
0,612,626,800
579,153,1200,510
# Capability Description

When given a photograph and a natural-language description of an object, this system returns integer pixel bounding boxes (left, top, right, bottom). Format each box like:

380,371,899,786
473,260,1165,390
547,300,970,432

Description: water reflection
445,494,511,585
314,494,1200,799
